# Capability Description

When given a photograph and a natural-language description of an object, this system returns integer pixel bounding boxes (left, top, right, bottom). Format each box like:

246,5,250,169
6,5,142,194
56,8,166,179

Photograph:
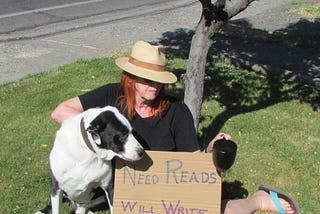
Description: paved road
0,0,201,84
0,0,176,34
0,0,317,85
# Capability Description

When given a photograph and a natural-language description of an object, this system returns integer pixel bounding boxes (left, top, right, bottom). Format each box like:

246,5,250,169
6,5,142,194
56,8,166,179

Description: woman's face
134,77,163,103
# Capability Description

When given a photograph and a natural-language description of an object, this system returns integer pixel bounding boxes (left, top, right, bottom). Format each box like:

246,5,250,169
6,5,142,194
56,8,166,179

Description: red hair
118,72,170,121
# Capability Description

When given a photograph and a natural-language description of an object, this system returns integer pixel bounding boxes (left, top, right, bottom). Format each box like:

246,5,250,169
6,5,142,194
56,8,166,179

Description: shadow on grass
156,18,320,146
222,180,248,200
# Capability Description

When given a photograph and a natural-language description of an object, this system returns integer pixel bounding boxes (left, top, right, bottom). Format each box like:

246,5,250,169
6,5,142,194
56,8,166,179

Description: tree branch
199,0,255,26
224,0,255,19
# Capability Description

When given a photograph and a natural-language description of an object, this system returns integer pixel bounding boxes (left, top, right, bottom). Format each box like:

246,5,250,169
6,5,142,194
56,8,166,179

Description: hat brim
115,57,177,84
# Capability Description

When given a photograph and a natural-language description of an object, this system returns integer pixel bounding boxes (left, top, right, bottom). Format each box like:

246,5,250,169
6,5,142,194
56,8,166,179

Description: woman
51,41,297,214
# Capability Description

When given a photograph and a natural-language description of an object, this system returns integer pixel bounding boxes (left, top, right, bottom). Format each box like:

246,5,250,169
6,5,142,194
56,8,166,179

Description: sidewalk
0,0,319,85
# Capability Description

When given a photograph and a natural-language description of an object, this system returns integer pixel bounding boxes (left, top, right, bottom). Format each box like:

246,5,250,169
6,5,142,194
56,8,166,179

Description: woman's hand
205,132,232,153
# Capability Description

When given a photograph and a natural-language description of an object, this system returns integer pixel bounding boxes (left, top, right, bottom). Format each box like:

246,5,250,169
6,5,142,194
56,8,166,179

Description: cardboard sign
113,151,221,214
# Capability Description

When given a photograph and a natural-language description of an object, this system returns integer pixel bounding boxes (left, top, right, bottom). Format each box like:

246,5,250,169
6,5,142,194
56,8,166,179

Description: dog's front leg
75,206,94,214
50,189,62,214
103,187,113,214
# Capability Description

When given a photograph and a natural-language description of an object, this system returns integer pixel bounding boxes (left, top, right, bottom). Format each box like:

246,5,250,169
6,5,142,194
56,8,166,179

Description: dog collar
80,117,96,153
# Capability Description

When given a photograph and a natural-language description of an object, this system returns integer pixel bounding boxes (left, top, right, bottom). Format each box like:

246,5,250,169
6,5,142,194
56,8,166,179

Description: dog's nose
138,149,145,158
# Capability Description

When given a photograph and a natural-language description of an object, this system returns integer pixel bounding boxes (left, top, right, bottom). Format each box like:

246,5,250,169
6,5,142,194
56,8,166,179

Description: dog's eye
113,135,123,144
113,135,121,143
113,133,128,144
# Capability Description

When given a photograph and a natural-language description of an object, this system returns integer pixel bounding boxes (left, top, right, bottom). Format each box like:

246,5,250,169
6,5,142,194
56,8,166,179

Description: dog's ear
87,124,98,134
88,111,111,133
87,112,111,145
87,125,102,145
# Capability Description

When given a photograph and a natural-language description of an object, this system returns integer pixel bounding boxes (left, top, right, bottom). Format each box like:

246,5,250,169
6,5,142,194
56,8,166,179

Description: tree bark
183,0,254,130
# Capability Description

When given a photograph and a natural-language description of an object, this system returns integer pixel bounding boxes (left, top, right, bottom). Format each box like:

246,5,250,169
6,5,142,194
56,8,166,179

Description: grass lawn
289,0,320,18
0,55,319,213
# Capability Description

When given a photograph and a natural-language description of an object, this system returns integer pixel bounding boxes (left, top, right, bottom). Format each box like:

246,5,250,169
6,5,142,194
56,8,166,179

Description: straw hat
115,41,177,84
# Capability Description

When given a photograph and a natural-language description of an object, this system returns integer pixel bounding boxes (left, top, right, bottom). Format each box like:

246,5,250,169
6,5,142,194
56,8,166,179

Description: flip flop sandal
259,184,300,214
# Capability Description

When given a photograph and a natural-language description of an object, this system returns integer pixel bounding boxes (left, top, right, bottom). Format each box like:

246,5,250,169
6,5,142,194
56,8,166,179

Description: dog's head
86,106,144,161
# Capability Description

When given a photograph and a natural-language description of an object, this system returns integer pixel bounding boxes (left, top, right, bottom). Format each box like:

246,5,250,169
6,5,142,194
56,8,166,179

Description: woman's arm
51,97,84,124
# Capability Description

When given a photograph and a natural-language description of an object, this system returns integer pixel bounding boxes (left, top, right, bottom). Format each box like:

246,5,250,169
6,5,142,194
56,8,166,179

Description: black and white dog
36,106,144,214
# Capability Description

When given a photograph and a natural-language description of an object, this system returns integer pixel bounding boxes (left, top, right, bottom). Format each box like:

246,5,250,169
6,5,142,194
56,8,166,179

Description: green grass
289,0,320,18
0,57,319,213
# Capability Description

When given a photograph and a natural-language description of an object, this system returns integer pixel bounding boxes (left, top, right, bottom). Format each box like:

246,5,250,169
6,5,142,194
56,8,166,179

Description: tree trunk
183,18,215,130
183,0,254,130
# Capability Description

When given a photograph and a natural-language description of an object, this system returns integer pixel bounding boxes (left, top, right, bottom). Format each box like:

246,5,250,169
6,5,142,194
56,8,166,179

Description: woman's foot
252,190,295,214
224,190,296,214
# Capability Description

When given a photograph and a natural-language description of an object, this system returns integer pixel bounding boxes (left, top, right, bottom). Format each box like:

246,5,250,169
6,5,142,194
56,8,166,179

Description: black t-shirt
79,83,200,152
